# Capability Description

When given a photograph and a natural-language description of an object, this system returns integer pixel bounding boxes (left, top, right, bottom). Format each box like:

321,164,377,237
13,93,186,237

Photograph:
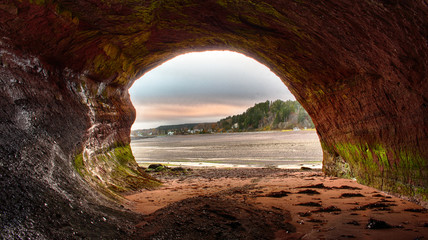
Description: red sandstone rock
0,0,427,238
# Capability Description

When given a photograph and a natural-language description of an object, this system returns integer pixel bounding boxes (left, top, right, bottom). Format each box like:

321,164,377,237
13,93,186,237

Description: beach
131,130,323,169
126,168,428,239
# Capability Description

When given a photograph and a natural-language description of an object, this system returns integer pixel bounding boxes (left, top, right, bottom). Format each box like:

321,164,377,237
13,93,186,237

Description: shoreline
131,128,318,138
131,130,324,171
137,161,323,170
126,168,428,239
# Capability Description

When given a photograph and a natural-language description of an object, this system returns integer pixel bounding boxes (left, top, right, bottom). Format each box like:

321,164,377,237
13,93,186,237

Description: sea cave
0,0,427,238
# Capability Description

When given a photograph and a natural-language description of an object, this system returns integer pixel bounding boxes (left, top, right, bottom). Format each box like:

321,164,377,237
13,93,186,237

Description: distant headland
131,100,314,137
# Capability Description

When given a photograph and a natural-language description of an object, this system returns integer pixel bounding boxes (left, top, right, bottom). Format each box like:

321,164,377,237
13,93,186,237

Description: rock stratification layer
1,0,427,238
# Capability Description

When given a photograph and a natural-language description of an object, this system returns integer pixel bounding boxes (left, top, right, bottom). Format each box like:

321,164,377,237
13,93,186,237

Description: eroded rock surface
0,0,427,238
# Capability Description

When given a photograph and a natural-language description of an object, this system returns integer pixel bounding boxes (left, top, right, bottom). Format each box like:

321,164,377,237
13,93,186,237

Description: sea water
130,130,323,169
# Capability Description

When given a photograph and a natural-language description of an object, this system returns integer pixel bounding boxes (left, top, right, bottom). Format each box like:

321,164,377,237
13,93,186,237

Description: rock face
0,0,427,238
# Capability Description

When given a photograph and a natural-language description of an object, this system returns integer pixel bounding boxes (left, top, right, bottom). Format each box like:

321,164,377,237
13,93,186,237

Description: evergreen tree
218,99,314,131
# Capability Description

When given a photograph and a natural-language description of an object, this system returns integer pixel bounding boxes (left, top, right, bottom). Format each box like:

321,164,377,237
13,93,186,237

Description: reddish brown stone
0,0,427,238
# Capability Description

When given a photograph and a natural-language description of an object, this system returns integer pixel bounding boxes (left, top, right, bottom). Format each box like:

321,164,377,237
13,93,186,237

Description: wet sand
126,168,428,239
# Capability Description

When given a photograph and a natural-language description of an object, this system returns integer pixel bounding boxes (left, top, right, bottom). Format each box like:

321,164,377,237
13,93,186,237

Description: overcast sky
129,50,295,130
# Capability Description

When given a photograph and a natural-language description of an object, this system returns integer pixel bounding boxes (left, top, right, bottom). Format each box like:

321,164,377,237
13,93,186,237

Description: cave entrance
128,50,323,170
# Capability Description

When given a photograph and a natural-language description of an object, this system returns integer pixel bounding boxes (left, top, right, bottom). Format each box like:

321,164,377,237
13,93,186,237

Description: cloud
134,103,248,121
129,50,295,129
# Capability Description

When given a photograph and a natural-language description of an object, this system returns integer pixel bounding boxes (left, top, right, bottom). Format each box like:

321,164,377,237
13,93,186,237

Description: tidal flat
131,130,323,169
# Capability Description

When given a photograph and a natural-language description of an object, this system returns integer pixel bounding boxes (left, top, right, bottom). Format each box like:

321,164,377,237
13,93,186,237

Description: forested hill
131,100,314,136
217,100,314,131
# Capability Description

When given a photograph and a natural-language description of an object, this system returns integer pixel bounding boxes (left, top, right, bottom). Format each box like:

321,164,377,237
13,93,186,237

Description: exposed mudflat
126,168,428,240
131,130,323,169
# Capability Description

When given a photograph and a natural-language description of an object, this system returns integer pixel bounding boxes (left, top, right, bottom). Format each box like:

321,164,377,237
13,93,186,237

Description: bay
131,130,323,169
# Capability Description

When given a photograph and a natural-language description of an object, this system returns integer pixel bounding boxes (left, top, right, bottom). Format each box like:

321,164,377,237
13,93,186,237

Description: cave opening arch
128,50,322,169
1,0,427,238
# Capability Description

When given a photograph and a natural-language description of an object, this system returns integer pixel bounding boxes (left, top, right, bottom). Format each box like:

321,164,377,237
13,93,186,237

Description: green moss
155,166,166,172
133,1,163,24
326,141,427,202
73,153,90,178
415,187,428,202
107,184,128,193
29,0,48,5
107,144,161,188
113,145,135,165
73,144,161,196
92,42,144,86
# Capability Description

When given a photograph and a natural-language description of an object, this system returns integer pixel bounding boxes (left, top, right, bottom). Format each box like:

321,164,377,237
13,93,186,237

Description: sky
129,50,295,130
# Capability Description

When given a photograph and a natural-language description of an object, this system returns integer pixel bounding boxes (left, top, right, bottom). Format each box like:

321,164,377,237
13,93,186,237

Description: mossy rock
74,144,161,195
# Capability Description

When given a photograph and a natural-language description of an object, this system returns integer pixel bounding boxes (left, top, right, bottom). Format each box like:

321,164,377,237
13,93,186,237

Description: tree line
217,100,314,131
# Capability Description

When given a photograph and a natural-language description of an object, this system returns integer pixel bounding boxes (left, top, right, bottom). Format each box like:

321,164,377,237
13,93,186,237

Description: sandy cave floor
124,168,428,240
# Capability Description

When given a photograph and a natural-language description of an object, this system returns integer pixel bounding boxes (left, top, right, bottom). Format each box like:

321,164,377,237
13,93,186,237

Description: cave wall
1,0,427,238
0,41,145,238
